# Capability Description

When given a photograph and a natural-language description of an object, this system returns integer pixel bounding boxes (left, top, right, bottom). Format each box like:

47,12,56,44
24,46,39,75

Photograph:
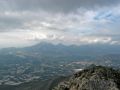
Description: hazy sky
0,0,120,48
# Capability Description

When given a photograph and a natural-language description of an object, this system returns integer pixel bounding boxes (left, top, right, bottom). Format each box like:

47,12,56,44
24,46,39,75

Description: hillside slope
0,76,68,90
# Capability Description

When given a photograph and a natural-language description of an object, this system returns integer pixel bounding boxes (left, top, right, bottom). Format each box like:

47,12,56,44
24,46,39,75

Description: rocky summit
53,66,120,90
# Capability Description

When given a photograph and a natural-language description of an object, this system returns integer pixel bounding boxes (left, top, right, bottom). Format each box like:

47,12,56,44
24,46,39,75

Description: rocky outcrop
53,66,120,90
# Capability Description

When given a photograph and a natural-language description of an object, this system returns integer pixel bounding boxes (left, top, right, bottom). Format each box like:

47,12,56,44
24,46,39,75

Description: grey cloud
0,0,120,47
0,17,23,31
0,0,119,31
0,0,120,12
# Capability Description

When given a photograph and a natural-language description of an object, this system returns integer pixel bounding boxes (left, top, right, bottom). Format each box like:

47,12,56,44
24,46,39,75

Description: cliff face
53,66,120,90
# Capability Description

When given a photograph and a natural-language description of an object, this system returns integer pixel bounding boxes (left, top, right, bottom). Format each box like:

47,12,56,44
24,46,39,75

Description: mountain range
0,42,120,90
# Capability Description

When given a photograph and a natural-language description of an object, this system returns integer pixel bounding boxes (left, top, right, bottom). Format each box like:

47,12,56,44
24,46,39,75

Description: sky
0,0,120,48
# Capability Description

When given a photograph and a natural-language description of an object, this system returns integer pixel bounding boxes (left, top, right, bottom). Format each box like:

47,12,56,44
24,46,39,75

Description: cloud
0,0,120,47
0,0,120,12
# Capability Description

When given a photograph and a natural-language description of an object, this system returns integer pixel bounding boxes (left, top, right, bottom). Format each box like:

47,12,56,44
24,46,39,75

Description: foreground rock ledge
53,66,120,90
